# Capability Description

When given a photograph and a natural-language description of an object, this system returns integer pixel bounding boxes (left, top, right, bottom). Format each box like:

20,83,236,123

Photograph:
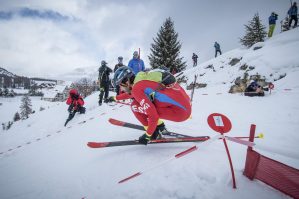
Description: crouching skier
64,89,86,126
106,66,192,145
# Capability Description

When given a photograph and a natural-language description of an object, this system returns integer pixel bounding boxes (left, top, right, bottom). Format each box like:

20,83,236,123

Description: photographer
64,89,85,126
268,12,278,38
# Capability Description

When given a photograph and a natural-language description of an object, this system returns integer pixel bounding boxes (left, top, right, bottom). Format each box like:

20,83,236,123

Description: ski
108,118,193,138
87,136,210,148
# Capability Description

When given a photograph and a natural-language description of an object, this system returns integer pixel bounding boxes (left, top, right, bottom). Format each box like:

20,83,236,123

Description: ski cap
133,51,139,58
69,89,78,95
101,60,107,66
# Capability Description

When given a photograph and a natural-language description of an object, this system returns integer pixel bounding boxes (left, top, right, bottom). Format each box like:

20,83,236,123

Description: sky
0,0,291,79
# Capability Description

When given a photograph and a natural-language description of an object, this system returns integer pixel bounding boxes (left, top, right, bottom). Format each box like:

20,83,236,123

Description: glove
106,96,116,103
138,133,151,145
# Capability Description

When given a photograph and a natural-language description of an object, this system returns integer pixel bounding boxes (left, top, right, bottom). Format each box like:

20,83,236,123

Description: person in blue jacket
128,51,145,74
268,12,278,37
288,2,298,28
214,42,222,57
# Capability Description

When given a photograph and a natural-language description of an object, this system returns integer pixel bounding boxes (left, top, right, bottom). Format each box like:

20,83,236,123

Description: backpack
134,69,176,87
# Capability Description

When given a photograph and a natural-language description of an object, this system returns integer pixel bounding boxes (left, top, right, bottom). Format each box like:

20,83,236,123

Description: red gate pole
222,133,237,188
248,124,256,151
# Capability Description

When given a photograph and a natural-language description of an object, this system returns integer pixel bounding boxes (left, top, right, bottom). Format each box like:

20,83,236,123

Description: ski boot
156,122,170,136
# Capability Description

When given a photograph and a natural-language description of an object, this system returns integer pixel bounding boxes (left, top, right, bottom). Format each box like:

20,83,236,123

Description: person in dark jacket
192,53,198,67
64,89,85,126
288,2,298,28
214,42,222,57
128,51,145,74
245,80,264,94
98,60,113,105
114,56,125,95
268,12,278,37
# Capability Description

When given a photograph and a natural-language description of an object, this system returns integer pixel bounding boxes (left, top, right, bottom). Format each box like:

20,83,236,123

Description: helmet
101,60,107,66
69,89,78,96
113,66,134,87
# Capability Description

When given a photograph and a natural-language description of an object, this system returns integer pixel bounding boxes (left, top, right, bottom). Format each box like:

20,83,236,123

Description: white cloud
0,0,290,78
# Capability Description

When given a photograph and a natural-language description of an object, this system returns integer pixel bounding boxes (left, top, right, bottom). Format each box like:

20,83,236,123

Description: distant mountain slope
182,28,299,92
0,67,16,77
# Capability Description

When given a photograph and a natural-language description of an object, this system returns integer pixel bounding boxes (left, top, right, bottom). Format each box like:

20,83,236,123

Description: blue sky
0,0,290,79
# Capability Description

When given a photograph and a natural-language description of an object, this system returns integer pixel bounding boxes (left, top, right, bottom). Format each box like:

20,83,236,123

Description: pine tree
13,112,21,122
148,17,187,73
240,13,267,48
20,95,32,119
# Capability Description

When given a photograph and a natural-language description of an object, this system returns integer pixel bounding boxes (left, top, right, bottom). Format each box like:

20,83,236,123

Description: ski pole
217,133,263,140
224,135,299,160
231,133,264,139
118,134,222,184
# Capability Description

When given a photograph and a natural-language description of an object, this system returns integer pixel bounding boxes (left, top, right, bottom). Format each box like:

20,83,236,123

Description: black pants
115,85,120,95
215,50,222,57
289,15,298,28
99,82,110,103
193,60,197,66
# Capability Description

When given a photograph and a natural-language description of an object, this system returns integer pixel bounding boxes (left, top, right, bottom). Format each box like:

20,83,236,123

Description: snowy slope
0,29,299,199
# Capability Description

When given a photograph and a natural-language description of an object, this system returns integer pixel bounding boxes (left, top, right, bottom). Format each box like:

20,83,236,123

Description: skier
106,66,192,145
64,89,85,126
268,12,278,37
114,56,125,95
98,60,113,105
192,53,198,67
128,51,145,75
214,41,222,57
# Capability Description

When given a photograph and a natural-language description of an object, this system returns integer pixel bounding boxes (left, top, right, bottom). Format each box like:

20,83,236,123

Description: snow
0,28,299,199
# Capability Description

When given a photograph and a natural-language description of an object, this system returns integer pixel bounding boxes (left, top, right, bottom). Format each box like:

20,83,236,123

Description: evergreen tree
3,87,9,97
240,13,267,48
13,112,21,122
20,95,32,119
148,17,187,73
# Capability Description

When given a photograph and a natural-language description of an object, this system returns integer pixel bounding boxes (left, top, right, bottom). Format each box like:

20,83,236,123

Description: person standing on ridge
128,51,145,75
192,53,198,67
98,60,112,106
214,41,222,57
288,2,298,28
268,12,278,37
114,56,125,95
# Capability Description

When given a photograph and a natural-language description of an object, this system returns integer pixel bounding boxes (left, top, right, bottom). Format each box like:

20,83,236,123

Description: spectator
98,60,113,106
64,89,85,126
192,53,198,67
245,80,264,94
114,56,125,95
128,51,145,74
288,2,298,28
268,12,278,37
214,42,222,57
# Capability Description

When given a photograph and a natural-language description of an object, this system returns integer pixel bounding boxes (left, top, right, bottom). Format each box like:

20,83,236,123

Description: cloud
0,0,290,79
0,7,74,21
